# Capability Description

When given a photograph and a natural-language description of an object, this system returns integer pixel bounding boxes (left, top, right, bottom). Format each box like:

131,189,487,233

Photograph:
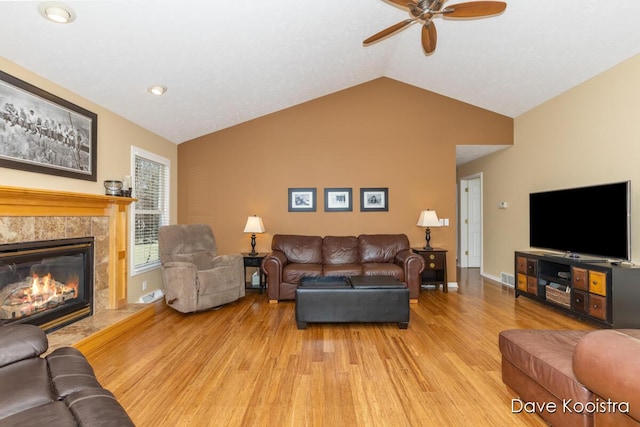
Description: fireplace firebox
0,237,93,332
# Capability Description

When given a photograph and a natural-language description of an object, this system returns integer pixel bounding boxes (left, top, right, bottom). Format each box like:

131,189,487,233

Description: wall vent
138,289,164,304
500,272,515,287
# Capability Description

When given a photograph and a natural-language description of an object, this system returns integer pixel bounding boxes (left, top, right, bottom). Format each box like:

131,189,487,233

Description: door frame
459,172,483,271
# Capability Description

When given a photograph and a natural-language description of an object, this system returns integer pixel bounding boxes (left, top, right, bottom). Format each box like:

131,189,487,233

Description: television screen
529,181,630,261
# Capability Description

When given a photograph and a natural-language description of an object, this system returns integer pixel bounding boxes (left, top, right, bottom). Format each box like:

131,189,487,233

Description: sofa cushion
358,234,409,263
159,224,217,270
0,358,55,420
322,236,359,264
0,401,77,427
283,263,322,284
46,347,102,398
499,329,592,403
65,388,135,426
0,324,48,368
361,263,404,281
272,235,323,264
323,264,363,277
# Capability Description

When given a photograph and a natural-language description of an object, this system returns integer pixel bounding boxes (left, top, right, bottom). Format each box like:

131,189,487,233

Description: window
130,147,170,274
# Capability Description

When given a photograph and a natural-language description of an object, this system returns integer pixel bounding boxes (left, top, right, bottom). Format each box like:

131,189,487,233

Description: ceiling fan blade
363,19,415,45
385,0,418,9
421,22,437,54
443,1,506,18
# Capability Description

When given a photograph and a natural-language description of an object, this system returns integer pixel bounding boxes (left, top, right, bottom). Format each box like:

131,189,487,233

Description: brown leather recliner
0,324,134,426
262,234,424,302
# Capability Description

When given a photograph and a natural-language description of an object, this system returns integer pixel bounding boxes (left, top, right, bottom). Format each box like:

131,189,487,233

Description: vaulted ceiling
1,0,639,151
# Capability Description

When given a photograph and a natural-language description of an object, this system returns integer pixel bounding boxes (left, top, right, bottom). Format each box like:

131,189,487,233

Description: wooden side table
242,253,267,291
412,248,448,292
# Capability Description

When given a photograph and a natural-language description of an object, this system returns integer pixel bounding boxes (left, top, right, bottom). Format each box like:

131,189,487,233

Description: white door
467,178,482,267
459,175,482,268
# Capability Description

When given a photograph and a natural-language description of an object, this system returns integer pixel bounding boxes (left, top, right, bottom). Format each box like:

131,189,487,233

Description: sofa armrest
573,330,640,422
212,253,243,269
0,324,48,368
161,261,198,312
262,250,288,301
199,254,245,298
395,249,425,300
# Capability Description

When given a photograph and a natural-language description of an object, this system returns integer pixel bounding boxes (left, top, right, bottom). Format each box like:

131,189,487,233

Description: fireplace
0,237,93,332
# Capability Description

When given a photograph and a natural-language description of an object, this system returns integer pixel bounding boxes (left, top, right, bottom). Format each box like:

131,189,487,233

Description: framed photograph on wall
0,70,97,181
324,188,352,212
288,188,317,212
360,188,388,212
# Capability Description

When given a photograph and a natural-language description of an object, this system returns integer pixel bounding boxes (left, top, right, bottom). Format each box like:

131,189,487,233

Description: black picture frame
288,188,317,212
324,188,352,212
360,188,389,212
0,70,97,181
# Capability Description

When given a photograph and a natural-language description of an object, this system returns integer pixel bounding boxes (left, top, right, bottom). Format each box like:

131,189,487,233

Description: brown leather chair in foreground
159,224,245,313
0,324,134,426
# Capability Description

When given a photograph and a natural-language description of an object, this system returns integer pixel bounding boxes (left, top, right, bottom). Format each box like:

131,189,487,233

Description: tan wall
178,78,513,282
0,58,178,303
457,54,640,280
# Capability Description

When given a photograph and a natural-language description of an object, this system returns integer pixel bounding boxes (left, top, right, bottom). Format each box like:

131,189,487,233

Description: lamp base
423,227,433,251
248,233,257,256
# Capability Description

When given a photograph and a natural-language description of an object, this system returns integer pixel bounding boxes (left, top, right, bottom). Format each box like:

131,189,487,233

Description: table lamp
243,215,265,256
417,209,440,250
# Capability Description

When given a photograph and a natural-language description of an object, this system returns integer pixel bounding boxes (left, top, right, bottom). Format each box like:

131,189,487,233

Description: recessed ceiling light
147,85,168,96
38,2,76,24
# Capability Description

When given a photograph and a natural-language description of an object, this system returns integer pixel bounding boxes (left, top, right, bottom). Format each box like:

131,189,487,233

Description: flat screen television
529,181,631,261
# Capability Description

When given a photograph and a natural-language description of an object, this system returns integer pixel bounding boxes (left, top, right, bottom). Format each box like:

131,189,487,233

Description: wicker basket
546,285,570,308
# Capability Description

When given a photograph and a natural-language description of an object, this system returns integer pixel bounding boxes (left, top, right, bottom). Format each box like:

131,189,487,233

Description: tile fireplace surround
0,185,136,345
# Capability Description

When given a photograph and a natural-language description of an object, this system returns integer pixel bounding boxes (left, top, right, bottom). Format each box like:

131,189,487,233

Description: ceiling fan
363,0,507,55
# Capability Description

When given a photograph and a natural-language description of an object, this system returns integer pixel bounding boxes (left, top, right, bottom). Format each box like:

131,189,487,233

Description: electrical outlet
142,280,148,291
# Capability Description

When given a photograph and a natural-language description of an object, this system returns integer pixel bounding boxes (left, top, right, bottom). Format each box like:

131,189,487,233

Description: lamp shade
243,215,265,233
417,210,440,227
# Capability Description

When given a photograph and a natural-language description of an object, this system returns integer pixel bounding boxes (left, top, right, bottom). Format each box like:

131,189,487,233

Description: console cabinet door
526,259,537,276
589,270,607,296
527,276,538,296
589,293,607,320
517,273,527,292
572,289,588,315
572,267,588,291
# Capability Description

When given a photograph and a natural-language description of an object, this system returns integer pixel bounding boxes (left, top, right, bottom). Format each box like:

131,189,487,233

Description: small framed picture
288,188,317,212
360,188,388,212
324,188,352,212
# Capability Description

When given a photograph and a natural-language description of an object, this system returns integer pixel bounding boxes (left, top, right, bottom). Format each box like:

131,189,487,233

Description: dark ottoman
295,275,410,329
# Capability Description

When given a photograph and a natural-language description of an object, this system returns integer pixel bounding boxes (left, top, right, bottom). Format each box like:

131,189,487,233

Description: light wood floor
84,269,597,427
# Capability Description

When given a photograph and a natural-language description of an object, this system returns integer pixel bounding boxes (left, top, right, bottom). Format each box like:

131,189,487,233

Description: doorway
459,174,482,269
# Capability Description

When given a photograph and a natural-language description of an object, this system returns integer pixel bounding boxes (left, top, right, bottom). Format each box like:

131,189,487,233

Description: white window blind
131,147,170,274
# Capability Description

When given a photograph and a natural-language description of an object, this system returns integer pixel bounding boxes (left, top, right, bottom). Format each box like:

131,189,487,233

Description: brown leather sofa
262,234,425,302
0,323,134,426
499,328,640,427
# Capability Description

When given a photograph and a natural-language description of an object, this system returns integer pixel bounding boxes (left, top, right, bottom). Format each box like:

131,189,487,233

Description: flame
66,274,79,294
2,269,81,321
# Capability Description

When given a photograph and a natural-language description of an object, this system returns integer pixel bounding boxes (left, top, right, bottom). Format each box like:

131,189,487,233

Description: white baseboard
421,282,458,290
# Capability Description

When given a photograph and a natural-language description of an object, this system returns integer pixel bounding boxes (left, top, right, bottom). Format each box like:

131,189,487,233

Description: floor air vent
500,272,515,287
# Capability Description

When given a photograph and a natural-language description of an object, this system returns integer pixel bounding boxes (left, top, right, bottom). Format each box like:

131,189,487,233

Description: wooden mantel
0,185,135,309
